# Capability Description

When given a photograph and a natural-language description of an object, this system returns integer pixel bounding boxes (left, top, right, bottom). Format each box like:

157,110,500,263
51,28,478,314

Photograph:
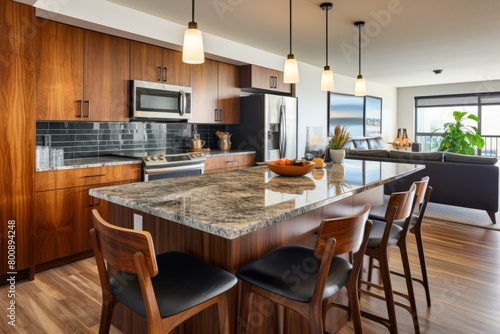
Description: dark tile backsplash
36,121,227,159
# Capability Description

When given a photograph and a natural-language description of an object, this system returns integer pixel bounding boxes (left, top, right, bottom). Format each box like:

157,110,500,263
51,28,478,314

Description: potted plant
434,111,484,155
328,124,350,163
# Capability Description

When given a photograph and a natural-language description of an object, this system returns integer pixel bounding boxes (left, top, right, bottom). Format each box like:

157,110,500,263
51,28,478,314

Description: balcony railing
414,133,499,157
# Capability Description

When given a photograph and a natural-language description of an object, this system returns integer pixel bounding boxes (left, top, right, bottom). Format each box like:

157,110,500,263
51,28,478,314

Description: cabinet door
163,48,190,86
190,59,219,123
35,188,81,264
84,30,130,121
1,0,35,276
218,62,241,124
239,64,291,94
130,41,163,82
35,19,84,120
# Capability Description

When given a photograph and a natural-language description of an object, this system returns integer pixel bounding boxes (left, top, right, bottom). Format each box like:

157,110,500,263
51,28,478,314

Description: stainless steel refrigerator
229,94,298,162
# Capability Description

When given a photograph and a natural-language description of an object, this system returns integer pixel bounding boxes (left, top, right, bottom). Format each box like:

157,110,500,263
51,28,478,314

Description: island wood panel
0,0,35,279
105,185,383,334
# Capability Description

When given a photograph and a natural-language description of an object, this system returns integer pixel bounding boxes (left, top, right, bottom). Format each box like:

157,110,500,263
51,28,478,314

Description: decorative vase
330,149,345,163
218,136,231,152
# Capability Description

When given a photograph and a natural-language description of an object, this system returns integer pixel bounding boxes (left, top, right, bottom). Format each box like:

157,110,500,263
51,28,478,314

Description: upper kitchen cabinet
239,64,291,94
35,19,130,122
35,19,84,120
130,41,190,87
190,59,240,124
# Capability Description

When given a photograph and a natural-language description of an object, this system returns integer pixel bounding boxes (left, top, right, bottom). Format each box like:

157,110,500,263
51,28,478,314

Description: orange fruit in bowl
276,159,285,166
284,159,293,166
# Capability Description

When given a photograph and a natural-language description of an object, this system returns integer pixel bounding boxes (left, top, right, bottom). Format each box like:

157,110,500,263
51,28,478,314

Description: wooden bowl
267,161,315,177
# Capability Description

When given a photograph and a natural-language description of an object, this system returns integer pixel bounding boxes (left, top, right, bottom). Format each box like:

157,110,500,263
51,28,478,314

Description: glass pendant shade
354,75,367,96
182,22,204,64
321,66,334,91
284,54,299,83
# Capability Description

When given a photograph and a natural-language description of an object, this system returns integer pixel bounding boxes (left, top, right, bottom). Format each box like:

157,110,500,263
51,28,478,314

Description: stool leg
413,229,431,306
379,251,398,334
399,238,420,334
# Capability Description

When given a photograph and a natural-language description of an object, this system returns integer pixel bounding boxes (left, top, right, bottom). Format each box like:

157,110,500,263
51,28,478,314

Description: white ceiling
54,0,500,88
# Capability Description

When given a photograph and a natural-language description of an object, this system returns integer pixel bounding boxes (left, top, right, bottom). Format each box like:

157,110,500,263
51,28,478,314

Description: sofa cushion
344,140,356,150
351,139,368,150
443,153,498,165
347,149,389,158
366,136,385,149
388,151,443,162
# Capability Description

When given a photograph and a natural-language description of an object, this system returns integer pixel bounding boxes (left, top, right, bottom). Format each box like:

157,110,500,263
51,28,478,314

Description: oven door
143,162,205,181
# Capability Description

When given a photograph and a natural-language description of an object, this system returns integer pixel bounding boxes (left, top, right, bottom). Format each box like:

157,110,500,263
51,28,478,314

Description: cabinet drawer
205,153,255,173
36,164,141,191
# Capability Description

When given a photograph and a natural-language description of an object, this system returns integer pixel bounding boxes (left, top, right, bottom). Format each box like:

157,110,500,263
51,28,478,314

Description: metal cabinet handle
158,66,162,82
84,100,91,118
84,173,106,178
77,100,83,118
163,67,167,82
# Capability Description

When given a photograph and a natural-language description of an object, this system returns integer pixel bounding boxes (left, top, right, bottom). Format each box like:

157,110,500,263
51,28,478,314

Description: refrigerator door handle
279,105,287,159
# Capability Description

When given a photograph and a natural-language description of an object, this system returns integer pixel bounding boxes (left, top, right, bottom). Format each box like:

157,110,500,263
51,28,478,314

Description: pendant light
354,21,367,96
320,3,334,91
182,0,204,64
283,0,299,83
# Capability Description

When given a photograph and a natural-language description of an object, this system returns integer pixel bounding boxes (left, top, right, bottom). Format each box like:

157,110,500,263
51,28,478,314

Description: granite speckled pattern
36,156,142,172
90,160,424,239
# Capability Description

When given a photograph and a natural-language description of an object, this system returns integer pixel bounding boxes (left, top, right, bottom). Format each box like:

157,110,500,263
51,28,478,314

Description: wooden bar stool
90,209,237,334
369,176,433,306
236,204,373,334
359,184,420,334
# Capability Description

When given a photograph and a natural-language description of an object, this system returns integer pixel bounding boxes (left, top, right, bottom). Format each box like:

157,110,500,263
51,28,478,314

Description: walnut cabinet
190,59,241,124
130,41,190,87
239,64,292,94
34,164,141,270
204,153,256,174
35,19,130,122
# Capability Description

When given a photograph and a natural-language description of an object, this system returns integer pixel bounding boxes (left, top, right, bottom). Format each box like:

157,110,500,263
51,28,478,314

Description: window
328,93,382,137
414,93,500,156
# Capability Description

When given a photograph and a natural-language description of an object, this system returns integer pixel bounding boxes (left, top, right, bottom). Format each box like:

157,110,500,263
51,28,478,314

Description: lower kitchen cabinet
204,153,256,174
34,164,141,270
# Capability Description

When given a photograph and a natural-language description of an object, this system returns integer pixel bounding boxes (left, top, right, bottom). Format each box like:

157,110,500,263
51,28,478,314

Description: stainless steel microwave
130,80,192,121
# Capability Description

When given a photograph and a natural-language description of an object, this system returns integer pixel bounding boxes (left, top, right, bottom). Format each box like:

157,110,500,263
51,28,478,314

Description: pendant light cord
325,7,329,67
357,23,362,76
289,0,293,54
191,0,195,23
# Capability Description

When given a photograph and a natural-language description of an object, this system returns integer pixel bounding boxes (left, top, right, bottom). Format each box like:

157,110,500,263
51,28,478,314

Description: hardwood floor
1,218,499,334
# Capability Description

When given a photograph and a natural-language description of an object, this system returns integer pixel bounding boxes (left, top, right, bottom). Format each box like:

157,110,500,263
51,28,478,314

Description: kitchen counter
36,156,141,172
90,159,424,239
205,150,255,157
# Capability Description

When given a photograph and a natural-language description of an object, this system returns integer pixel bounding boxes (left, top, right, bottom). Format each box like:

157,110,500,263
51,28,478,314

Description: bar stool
90,209,237,334
369,176,433,306
237,204,373,334
359,184,419,334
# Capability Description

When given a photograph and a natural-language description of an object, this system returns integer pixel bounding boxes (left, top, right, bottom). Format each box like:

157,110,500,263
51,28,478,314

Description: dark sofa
343,136,499,224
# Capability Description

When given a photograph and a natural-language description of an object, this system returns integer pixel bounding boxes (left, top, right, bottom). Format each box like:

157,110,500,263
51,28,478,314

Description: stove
142,152,206,167
114,151,206,181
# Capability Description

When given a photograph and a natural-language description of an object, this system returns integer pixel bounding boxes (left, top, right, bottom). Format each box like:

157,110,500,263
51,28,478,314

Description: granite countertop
90,160,424,240
36,156,142,172
205,150,255,157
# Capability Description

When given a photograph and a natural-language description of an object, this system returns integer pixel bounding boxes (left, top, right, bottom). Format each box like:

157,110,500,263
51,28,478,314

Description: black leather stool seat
236,245,352,303
367,220,403,248
369,204,418,229
110,251,237,318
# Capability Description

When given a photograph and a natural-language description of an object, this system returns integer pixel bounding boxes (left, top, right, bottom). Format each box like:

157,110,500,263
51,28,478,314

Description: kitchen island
90,159,424,333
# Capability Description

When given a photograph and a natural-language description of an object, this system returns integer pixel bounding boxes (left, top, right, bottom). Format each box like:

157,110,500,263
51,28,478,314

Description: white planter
330,149,345,163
